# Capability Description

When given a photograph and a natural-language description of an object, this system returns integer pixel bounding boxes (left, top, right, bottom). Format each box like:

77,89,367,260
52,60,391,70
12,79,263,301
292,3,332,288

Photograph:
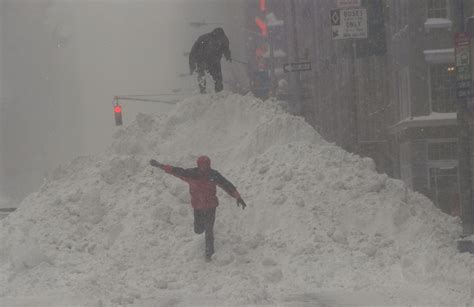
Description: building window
427,140,457,160
427,0,448,19
429,64,456,113
428,166,458,214
401,0,409,27
398,67,411,119
427,139,459,215
400,142,413,188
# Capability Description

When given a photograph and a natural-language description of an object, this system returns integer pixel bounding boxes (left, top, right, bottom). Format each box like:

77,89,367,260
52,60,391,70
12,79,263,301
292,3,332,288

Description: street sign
331,8,368,40
283,62,312,73
336,0,361,8
454,32,472,99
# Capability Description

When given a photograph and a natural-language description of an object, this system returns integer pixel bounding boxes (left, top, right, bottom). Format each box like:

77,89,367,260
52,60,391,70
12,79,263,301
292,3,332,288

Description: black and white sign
283,62,312,73
331,8,368,40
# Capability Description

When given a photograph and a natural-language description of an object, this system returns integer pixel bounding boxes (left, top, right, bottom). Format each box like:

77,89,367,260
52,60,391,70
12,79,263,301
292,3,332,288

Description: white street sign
331,8,368,40
337,0,361,8
283,62,312,73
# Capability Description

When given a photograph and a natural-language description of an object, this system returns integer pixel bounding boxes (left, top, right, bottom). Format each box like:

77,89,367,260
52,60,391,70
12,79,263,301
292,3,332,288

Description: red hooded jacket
162,157,240,209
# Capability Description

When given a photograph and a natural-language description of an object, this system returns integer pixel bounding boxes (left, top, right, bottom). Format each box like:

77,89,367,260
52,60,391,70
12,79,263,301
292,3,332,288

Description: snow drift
0,92,472,305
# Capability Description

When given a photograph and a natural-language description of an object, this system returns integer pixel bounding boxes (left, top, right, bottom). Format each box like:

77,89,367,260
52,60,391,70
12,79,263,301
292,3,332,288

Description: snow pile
0,92,472,305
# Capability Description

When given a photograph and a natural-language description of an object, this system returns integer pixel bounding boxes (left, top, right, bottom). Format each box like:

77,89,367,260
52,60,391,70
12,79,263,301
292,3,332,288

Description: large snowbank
0,92,472,305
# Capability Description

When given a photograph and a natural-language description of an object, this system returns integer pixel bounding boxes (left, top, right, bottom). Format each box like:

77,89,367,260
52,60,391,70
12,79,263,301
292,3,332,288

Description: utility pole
268,23,276,96
351,39,359,154
289,0,302,115
456,0,473,235
310,0,321,128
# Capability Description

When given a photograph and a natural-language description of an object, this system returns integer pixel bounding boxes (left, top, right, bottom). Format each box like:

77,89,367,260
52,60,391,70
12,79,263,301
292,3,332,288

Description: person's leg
204,208,216,259
194,209,205,234
209,62,223,93
196,65,206,94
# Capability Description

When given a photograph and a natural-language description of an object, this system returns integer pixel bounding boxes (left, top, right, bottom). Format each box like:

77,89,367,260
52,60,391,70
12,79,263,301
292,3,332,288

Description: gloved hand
236,198,247,210
150,159,163,168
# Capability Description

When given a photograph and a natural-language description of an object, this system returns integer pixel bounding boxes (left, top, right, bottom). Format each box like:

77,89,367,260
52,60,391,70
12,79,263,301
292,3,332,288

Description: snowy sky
1,0,246,200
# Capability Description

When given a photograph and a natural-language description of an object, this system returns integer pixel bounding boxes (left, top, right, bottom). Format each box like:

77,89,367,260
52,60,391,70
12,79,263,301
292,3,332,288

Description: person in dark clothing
150,155,246,261
189,27,232,94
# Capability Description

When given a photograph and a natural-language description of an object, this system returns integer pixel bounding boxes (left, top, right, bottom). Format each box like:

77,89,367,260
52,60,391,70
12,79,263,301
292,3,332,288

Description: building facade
243,0,474,224
386,0,474,216
245,0,391,170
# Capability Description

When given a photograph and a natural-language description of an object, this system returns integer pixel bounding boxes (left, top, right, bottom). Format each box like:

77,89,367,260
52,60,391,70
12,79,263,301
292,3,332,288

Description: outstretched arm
213,171,246,209
150,159,194,182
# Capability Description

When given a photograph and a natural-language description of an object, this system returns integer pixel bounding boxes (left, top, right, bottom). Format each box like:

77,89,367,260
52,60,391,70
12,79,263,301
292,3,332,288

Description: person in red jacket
150,155,246,261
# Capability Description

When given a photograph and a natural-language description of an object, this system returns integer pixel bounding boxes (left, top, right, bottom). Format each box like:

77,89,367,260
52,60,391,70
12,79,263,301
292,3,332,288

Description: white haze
0,0,246,204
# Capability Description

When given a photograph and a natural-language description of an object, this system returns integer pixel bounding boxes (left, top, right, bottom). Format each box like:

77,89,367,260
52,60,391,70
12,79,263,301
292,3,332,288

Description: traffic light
252,0,270,99
255,17,268,37
114,103,123,126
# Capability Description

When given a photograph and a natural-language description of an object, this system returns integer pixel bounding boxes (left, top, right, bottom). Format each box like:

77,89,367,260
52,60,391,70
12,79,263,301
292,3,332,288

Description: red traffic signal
255,17,268,37
114,104,123,126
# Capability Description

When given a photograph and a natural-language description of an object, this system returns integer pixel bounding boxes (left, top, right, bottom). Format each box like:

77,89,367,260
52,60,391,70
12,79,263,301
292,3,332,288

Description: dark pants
196,61,223,94
194,208,216,257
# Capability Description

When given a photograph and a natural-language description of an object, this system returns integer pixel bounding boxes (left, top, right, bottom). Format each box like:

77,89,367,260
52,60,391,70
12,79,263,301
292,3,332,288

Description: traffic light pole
289,0,302,115
115,96,179,104
112,95,181,126
268,29,276,95
456,1,474,236
351,39,359,154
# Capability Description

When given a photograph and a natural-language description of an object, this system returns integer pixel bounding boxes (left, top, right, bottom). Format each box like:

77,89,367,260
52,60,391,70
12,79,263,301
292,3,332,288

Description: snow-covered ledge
390,112,457,133
423,48,454,64
424,18,452,30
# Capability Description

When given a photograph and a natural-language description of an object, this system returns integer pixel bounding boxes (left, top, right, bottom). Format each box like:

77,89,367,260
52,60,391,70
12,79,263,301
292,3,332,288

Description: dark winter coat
189,28,231,74
162,165,239,209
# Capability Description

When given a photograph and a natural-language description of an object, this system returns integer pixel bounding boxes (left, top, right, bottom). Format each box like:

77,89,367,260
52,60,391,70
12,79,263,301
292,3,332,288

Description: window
427,140,457,161
428,166,458,214
429,64,456,113
401,0,409,27
427,0,448,19
398,67,411,119
400,142,413,188
427,139,459,215
394,0,402,31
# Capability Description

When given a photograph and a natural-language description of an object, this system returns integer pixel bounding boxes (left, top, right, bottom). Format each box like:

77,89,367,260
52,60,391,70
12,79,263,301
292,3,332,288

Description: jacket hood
197,155,211,169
